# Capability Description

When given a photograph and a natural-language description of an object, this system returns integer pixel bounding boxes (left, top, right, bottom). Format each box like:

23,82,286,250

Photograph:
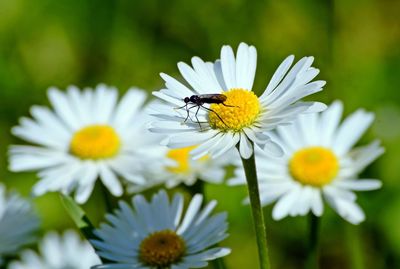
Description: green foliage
1,0,399,268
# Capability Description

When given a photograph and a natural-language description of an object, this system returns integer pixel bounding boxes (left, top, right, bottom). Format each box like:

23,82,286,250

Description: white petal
349,140,385,173
262,139,284,157
239,133,253,159
177,61,204,94
190,133,225,159
191,57,222,93
334,179,382,191
160,72,194,97
263,55,295,96
99,164,123,196
272,184,302,220
310,188,323,216
333,109,374,156
289,186,314,216
220,45,236,89
213,60,227,90
176,194,203,234
305,102,327,113
235,43,257,90
323,186,356,201
30,106,71,141
320,100,343,146
93,85,118,123
329,198,365,225
47,87,81,130
167,130,218,149
112,89,147,129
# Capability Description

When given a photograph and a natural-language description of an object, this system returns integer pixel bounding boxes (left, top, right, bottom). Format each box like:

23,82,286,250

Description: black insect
175,94,236,128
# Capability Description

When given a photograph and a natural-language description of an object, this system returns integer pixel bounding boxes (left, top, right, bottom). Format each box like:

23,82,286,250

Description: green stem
305,214,320,269
346,224,364,269
239,146,271,269
101,183,116,212
184,179,204,197
211,256,227,269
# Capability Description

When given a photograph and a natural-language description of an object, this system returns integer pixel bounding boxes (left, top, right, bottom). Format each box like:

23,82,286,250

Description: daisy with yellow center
91,191,230,269
127,145,235,193
9,85,161,203
150,42,327,159
230,101,384,224
163,144,234,188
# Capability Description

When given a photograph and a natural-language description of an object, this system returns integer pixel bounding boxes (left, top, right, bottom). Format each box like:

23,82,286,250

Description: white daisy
129,145,237,192
91,190,230,269
9,85,162,203
0,184,39,265
149,42,326,159
229,101,384,224
8,230,100,269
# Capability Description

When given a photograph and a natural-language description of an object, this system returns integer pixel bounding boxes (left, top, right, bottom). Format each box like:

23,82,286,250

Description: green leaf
59,194,96,241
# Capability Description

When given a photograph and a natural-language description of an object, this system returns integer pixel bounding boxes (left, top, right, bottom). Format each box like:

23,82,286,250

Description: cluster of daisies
0,43,383,268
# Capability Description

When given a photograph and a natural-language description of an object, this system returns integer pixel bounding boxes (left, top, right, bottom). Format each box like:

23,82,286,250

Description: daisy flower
149,42,326,159
229,101,384,224
0,184,39,265
129,145,237,192
8,230,100,269
91,190,230,269
9,85,161,203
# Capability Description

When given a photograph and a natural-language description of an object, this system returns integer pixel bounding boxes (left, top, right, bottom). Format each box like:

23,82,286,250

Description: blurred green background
1,0,400,268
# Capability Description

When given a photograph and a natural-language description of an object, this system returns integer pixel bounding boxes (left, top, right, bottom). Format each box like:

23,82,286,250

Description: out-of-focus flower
230,101,384,224
129,145,237,192
8,230,100,269
150,42,326,159
9,85,162,203
91,190,230,269
0,184,39,265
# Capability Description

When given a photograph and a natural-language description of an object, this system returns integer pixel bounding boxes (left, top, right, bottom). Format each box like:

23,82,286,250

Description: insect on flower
175,94,236,128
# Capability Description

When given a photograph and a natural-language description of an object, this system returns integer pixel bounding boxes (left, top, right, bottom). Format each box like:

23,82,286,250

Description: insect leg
194,105,202,130
183,104,198,123
222,102,239,108
174,104,188,110
200,105,230,128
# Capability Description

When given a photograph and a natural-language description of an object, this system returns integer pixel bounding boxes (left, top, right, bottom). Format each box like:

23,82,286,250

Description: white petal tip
307,102,327,113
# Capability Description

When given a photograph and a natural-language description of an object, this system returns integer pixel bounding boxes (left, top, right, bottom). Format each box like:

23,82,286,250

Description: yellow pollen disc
139,230,186,267
166,146,208,174
209,88,261,132
70,125,121,159
289,147,339,187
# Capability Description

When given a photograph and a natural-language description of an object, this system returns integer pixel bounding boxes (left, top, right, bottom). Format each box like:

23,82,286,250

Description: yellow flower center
166,146,208,174
70,125,121,159
289,147,339,187
139,230,186,267
209,88,261,132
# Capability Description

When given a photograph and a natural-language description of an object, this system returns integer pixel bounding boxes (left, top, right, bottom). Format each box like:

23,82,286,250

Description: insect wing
198,94,227,104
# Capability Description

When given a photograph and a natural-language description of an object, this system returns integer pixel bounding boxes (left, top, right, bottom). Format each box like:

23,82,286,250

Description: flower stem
239,147,271,269
346,224,364,269
305,214,320,269
184,179,204,196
